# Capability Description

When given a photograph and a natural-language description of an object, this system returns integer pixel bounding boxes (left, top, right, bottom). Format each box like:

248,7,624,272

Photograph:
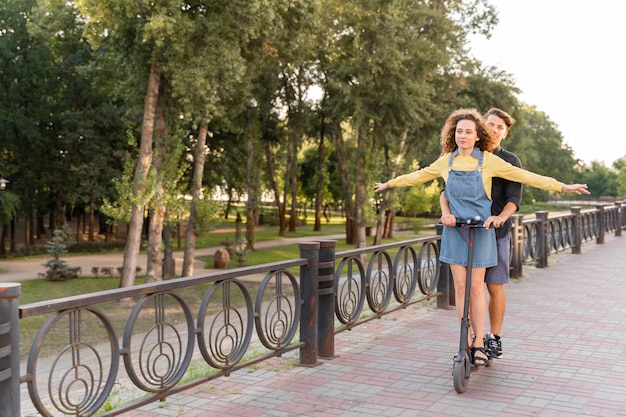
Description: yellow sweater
388,152,564,199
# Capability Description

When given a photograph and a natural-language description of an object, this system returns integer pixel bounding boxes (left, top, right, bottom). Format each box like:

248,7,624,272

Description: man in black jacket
481,107,521,359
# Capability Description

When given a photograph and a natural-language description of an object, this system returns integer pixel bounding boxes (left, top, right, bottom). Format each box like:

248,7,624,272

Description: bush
68,241,126,253
8,245,48,258
258,210,280,226
408,218,429,233
40,260,81,282
42,223,81,282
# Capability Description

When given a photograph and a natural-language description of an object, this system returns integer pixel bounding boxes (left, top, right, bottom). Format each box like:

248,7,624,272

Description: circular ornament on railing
529,223,540,260
590,214,598,237
416,241,440,295
555,219,565,250
393,245,417,303
523,224,531,261
547,221,556,253
197,279,254,369
565,217,574,247
27,307,119,417
122,292,195,393
254,270,300,350
365,250,394,313
334,255,366,325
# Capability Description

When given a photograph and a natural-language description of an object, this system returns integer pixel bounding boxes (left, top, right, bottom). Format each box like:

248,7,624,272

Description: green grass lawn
194,215,347,248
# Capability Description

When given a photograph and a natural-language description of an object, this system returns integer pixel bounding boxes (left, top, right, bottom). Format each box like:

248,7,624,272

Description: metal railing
1,201,623,416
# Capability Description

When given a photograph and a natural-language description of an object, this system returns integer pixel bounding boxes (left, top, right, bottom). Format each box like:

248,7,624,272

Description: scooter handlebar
455,217,482,227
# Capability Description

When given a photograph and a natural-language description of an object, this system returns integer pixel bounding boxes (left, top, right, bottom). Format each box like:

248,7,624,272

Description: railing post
435,224,454,309
571,207,582,254
299,242,320,366
535,211,549,268
596,205,605,244
0,283,21,417
616,201,623,237
317,240,336,359
510,214,524,278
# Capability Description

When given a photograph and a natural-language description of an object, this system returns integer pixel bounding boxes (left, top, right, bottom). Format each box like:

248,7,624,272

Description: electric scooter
451,217,491,393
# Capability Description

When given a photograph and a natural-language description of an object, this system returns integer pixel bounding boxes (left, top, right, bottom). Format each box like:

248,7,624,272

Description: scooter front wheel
452,357,469,393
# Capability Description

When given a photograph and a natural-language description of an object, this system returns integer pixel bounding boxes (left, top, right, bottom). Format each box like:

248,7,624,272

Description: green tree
578,161,618,198
31,0,128,242
76,0,278,285
162,1,280,270
400,181,442,217
72,0,161,287
507,106,581,203
317,0,497,247
0,190,20,257
0,0,56,245
41,223,81,281
617,167,626,198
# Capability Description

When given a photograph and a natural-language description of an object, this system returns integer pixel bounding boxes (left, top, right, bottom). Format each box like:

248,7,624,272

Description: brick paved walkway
116,234,626,417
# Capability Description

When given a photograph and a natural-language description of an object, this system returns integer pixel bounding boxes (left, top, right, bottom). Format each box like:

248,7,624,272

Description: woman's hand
562,184,590,195
374,182,389,193
440,213,456,226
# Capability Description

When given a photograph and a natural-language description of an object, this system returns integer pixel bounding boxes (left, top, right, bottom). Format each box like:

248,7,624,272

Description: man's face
486,114,508,143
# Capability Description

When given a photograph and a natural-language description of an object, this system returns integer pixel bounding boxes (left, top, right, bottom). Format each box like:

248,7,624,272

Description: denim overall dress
440,149,497,268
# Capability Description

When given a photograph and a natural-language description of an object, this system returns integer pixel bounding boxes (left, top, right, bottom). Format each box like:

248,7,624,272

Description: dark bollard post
435,224,454,309
616,201,622,237
571,207,582,254
510,214,524,278
596,205,605,244
299,242,320,366
622,200,626,232
317,240,336,359
0,283,21,417
535,211,549,268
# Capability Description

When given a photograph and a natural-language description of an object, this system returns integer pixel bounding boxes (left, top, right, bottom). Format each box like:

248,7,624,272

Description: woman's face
454,119,479,154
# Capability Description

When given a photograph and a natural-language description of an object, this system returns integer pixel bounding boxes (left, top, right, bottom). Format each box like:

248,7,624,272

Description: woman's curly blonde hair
440,108,496,155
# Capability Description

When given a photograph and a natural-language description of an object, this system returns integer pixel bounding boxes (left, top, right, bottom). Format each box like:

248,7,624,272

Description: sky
467,1,626,167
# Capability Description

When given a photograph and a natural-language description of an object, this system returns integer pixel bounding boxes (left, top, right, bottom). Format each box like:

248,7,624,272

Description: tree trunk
120,57,159,289
264,138,286,236
384,132,410,238
75,212,81,243
146,101,167,283
182,122,208,277
10,219,15,252
0,224,6,258
27,207,34,246
286,122,298,233
354,127,367,249
88,200,95,242
246,131,256,250
331,121,354,244
314,112,326,231
162,222,173,279
384,209,394,238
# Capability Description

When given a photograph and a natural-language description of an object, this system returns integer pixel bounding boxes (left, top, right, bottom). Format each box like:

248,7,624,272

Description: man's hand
483,215,505,229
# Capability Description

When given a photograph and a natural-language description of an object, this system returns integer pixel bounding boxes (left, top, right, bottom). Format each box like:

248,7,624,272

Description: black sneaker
485,333,503,359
